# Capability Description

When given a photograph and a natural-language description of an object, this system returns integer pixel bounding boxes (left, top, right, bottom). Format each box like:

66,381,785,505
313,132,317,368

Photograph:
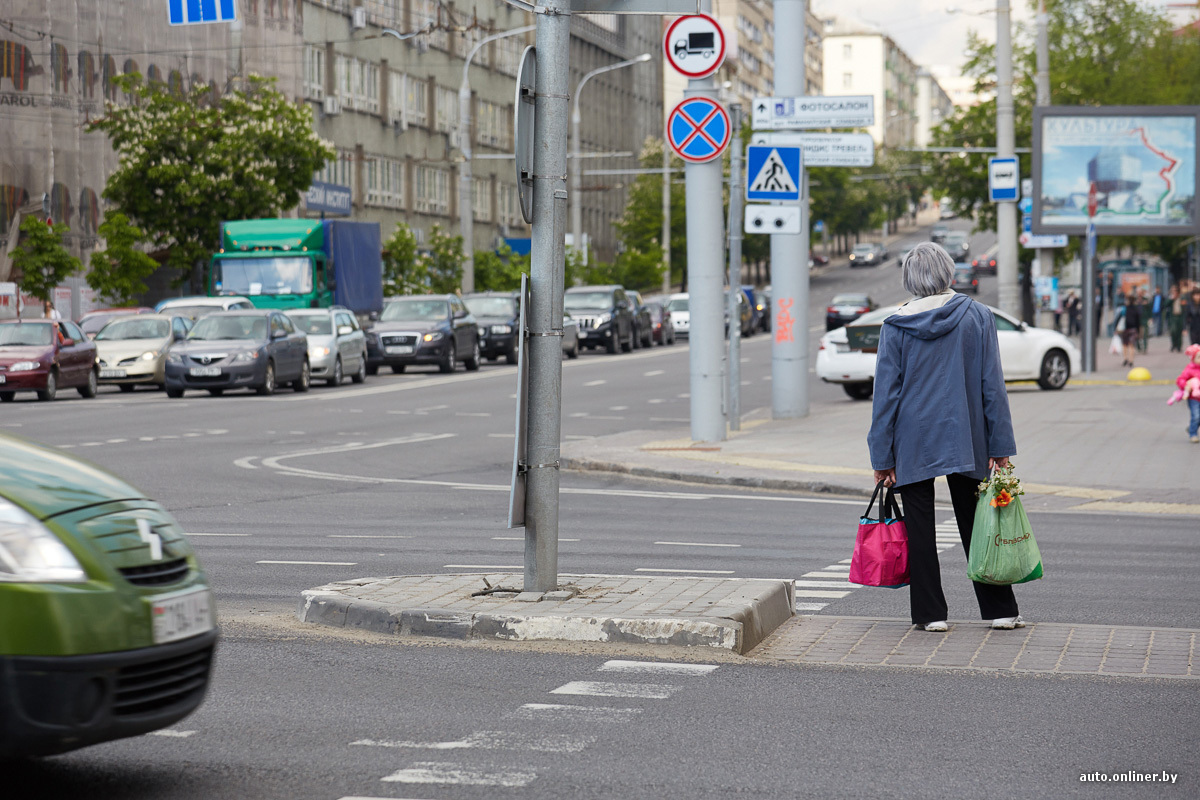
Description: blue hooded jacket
867,292,1016,486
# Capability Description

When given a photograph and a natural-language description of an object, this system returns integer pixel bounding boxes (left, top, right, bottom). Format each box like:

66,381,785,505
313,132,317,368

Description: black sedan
367,295,480,374
826,293,877,331
164,310,309,397
465,292,519,364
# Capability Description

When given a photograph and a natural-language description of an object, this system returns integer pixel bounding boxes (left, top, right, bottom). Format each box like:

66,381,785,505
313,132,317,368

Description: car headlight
309,346,330,358
491,324,512,335
596,312,612,325
9,361,40,372
141,351,157,361
478,327,487,338
423,331,444,342
231,350,259,363
166,352,184,364
0,498,87,583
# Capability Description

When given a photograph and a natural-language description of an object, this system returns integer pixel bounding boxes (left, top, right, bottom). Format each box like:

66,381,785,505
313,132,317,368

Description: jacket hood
885,291,973,340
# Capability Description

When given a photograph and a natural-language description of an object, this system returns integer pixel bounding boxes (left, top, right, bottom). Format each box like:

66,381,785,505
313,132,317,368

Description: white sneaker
991,615,1026,630
920,620,948,632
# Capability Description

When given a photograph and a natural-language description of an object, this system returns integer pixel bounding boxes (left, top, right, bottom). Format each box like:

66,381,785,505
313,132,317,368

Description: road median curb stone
298,573,795,654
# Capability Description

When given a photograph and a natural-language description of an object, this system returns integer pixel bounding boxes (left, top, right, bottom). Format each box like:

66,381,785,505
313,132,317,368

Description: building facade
915,68,953,146
820,17,922,147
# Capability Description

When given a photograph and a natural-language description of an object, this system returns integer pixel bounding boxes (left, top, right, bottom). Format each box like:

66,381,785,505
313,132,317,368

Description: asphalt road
6,219,1194,798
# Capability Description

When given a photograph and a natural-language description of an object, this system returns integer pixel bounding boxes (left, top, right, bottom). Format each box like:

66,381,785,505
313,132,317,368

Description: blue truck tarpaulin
324,221,382,315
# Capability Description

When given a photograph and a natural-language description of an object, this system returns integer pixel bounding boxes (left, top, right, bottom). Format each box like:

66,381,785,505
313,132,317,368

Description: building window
405,77,428,127
843,72,853,89
413,0,448,51
498,184,522,228
414,165,450,215
304,46,324,100
493,36,522,78
366,156,405,209
475,100,510,149
363,62,379,114
435,85,458,134
843,43,852,59
472,177,492,222
387,69,404,124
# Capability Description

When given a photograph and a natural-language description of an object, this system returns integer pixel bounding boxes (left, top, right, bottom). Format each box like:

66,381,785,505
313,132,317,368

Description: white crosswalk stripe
597,660,718,675
550,681,680,699
381,763,536,787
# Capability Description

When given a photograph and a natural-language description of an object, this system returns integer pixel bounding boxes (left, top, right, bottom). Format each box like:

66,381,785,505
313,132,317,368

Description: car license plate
189,367,221,377
151,588,213,644
385,345,413,355
100,369,126,378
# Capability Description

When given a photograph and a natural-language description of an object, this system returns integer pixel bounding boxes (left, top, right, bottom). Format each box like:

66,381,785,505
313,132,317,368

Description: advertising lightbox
1032,106,1200,236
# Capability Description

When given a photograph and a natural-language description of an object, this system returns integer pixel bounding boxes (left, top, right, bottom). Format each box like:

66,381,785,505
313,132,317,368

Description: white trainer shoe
991,615,1027,630
920,620,949,632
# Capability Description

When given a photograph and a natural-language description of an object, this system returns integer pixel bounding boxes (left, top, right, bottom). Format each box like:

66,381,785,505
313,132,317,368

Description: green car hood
0,433,145,519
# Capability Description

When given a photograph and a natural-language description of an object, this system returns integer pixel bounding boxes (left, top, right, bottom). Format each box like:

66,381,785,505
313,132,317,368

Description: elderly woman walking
868,242,1024,632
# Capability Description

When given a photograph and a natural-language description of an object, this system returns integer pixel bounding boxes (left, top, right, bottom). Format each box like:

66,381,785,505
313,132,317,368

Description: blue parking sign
168,0,237,25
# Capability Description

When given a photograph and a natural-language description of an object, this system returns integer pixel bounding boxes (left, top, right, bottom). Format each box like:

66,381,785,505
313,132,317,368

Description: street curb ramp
297,575,795,655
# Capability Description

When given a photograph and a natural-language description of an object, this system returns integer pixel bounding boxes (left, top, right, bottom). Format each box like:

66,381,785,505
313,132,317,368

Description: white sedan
816,303,1081,400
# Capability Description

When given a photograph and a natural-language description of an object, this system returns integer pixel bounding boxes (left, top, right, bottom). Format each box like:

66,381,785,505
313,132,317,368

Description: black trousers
897,473,1019,626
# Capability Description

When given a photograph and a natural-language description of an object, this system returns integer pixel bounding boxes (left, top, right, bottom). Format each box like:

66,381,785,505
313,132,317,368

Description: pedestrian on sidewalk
868,242,1023,633
1137,289,1152,353
1152,287,1164,336
1167,285,1185,352
1188,289,1200,346
1066,291,1081,337
1118,298,1141,367
1174,344,1200,444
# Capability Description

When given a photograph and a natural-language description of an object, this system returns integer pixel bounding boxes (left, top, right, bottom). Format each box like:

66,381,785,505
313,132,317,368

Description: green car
0,434,216,758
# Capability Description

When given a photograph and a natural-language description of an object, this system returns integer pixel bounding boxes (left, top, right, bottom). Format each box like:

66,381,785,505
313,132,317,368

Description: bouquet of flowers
978,462,1024,508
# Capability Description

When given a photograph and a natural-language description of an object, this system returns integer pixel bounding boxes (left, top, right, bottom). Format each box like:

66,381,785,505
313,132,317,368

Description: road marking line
584,379,606,386
648,398,665,404
643,370,664,377
634,568,735,575
492,536,580,542
414,405,449,414
793,589,853,598
569,412,589,417
233,456,259,469
838,558,853,564
649,417,689,422
598,660,718,675
183,432,202,437
801,571,853,580
381,763,536,788
654,541,741,548
256,560,356,566
677,393,690,398
588,415,625,420
488,433,514,438
609,405,629,411
793,580,853,588
795,602,828,612
187,533,251,537
149,729,196,737
820,565,851,571
57,444,76,449
455,412,491,417
516,703,643,721
550,681,679,699
106,438,127,443
329,535,411,539
80,442,102,447
386,410,411,415
443,564,523,570
353,732,593,753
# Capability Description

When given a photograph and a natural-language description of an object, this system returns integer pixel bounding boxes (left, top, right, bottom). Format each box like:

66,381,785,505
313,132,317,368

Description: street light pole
1034,1,1052,329
457,25,535,294
995,0,1019,318
570,54,652,267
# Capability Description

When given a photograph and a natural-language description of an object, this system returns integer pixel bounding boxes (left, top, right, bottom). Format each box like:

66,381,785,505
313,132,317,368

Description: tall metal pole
996,0,1019,317
1034,1,1052,328
661,139,672,294
770,0,809,419
727,104,743,431
457,26,535,294
524,7,569,592
571,55,651,267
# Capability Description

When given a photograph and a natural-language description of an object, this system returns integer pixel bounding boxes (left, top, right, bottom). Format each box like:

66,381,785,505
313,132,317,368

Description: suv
563,285,635,354
849,242,887,267
625,289,654,349
367,294,480,374
465,291,520,364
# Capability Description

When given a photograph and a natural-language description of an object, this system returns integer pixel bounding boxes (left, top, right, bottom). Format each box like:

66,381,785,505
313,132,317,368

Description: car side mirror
271,329,287,339
454,309,467,319
337,325,353,336
173,331,185,341
60,338,75,347
1019,321,1028,331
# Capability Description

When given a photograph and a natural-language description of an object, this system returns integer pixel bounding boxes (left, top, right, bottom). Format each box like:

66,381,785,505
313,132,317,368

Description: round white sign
663,14,726,80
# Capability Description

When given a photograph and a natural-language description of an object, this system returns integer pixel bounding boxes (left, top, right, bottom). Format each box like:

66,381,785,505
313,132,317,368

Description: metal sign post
727,104,743,432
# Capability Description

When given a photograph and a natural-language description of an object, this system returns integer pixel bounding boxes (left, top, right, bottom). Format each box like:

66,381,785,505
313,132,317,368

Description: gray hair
901,242,956,297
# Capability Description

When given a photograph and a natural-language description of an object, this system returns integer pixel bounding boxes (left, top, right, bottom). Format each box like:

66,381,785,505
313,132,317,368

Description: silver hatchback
288,307,368,386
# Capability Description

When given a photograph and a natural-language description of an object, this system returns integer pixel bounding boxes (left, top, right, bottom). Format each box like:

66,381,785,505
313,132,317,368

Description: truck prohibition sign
674,31,715,60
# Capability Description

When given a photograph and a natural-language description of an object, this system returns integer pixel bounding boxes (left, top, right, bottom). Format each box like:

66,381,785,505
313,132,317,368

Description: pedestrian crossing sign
746,145,802,203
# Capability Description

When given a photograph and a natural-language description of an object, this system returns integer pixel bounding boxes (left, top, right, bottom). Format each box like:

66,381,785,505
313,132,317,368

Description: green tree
9,217,81,304
86,212,160,305
382,221,423,295
613,137,687,288
421,225,464,294
86,74,334,292
473,245,530,292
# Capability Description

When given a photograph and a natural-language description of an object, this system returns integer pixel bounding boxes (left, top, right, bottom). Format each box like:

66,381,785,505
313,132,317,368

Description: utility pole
727,103,743,431
995,0,1019,318
661,141,672,294
770,0,809,419
523,3,570,592
1034,1,1052,328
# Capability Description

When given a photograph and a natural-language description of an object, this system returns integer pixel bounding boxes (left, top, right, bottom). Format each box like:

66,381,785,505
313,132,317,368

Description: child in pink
1170,344,1200,442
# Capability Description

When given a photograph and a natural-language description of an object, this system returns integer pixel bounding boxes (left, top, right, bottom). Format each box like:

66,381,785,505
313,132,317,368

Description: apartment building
915,68,954,146
821,17,922,147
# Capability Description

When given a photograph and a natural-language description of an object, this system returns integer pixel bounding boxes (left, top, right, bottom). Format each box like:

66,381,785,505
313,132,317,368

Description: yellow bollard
1127,367,1152,382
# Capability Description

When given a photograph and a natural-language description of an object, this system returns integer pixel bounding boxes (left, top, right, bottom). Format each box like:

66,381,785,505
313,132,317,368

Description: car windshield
945,233,967,244
161,304,224,321
289,314,333,335
381,298,448,322
832,294,868,306
853,244,875,254
81,313,133,335
94,318,170,340
188,315,268,341
667,297,689,312
0,323,53,346
214,257,313,296
467,297,517,317
564,292,614,311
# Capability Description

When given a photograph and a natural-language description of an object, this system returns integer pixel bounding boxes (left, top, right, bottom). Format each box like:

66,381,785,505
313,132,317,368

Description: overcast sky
810,0,1188,77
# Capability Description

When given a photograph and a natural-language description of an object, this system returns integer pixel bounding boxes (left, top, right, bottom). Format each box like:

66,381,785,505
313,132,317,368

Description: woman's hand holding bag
848,481,910,588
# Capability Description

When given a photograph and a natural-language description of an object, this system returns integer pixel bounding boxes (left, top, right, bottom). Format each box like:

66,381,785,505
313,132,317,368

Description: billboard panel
1032,106,1200,236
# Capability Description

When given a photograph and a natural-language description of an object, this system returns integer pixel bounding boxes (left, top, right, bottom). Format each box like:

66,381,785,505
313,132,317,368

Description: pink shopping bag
848,482,910,587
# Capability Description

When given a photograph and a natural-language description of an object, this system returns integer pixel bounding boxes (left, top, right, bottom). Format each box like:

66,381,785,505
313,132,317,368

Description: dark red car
644,302,676,345
0,320,99,402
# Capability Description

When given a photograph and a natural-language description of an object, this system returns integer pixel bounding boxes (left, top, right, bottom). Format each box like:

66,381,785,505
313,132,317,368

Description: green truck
210,219,383,315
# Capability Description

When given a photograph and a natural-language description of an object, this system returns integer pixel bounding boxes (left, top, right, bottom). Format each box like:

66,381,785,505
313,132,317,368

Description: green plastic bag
968,483,1044,585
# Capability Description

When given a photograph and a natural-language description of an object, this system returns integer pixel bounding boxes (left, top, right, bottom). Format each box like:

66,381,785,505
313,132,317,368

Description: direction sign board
664,15,726,79
746,146,801,202
752,96,875,130
666,97,730,163
168,0,236,25
1019,232,1068,248
750,132,874,167
988,157,1019,202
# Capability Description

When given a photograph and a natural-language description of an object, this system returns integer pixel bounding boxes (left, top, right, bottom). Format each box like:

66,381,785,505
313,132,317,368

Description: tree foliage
87,212,160,305
612,137,686,289
86,74,335,291
382,221,421,295
423,225,465,294
474,246,530,292
9,217,81,303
